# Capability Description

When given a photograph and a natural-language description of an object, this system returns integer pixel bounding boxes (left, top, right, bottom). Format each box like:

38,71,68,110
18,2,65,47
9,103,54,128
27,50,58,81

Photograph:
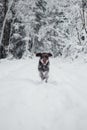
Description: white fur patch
40,59,49,65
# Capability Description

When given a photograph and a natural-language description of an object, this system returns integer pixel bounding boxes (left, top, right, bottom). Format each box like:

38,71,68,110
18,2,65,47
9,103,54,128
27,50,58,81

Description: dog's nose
43,59,46,64
43,57,48,64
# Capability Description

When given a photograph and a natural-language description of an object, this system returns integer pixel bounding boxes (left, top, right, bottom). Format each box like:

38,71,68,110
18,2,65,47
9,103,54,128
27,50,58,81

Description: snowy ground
0,58,87,130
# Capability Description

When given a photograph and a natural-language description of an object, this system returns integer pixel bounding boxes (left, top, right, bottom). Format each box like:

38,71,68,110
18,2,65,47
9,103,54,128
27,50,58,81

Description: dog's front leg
44,71,49,83
39,71,45,81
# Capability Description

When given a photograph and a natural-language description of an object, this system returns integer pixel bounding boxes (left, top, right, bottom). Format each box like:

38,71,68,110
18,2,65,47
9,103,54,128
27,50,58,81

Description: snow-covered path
0,58,87,130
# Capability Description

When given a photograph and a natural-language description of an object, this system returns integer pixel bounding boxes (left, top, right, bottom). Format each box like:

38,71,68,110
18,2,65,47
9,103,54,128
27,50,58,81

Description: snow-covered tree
8,0,27,58
29,0,47,53
34,0,47,33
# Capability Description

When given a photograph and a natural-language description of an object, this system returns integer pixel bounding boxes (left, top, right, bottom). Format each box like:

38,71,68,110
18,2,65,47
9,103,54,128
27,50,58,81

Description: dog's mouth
43,58,47,64
41,58,48,65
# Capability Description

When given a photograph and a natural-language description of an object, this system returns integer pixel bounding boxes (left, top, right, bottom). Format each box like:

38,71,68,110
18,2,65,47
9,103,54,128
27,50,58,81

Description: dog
36,52,52,82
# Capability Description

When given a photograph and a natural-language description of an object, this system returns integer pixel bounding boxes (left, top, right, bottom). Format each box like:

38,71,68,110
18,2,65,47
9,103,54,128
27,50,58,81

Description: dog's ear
48,53,52,57
36,53,42,57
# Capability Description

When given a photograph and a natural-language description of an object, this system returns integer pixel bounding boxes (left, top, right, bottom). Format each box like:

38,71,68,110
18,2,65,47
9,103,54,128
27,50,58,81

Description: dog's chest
38,60,49,72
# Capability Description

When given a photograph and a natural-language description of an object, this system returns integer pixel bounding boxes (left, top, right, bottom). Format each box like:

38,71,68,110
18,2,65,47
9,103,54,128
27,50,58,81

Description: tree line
0,0,87,59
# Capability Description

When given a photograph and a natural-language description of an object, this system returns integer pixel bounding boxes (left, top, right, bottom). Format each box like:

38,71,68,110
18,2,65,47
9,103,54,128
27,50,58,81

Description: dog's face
41,54,49,64
36,53,52,64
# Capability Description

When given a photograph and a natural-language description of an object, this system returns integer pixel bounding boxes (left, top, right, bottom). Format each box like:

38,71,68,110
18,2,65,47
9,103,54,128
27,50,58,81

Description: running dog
36,53,52,82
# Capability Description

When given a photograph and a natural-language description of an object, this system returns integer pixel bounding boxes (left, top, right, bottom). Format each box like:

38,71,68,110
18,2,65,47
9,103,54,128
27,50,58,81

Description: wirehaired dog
36,53,52,82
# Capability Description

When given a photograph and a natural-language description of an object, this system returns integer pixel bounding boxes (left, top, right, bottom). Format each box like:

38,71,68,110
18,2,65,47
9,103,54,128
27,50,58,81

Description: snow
0,3,3,6
0,58,87,130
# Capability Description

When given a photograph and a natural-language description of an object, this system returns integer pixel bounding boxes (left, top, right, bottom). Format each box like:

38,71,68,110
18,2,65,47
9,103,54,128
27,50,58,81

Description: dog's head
36,53,52,64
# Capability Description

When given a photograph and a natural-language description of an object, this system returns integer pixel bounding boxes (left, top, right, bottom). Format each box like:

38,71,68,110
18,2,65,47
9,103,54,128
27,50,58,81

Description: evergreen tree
31,0,47,53
9,0,26,58
34,0,47,34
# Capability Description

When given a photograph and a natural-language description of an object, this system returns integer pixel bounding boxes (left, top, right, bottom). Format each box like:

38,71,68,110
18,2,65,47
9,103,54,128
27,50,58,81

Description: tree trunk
0,0,14,59
3,0,8,16
1,20,11,46
0,0,12,47
3,0,11,46
82,0,87,33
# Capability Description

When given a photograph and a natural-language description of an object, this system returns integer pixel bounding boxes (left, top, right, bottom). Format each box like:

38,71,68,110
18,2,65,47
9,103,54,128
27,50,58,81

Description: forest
0,0,87,59
1,1,87,130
